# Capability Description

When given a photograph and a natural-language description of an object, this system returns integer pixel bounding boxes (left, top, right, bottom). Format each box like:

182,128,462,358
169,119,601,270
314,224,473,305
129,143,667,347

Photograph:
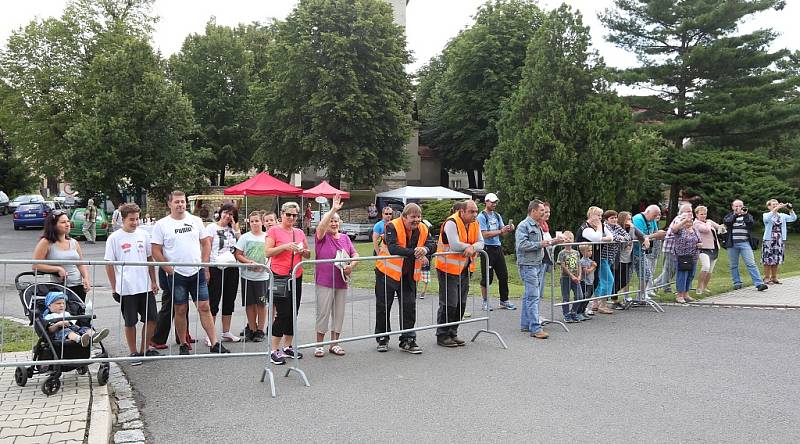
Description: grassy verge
306,233,800,301
0,318,37,353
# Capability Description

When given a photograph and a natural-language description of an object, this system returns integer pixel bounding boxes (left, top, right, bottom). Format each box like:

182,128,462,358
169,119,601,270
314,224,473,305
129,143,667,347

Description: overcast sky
2,0,798,74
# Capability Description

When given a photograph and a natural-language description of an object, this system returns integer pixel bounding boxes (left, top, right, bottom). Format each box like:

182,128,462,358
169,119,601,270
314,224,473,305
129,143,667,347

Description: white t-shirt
205,223,238,263
151,214,208,277
235,231,269,281
104,228,153,295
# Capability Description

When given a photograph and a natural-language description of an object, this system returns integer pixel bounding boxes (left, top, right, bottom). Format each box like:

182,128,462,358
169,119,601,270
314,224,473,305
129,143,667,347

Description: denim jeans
655,252,676,289
675,257,697,292
728,242,764,286
560,276,582,317
519,264,545,333
595,259,615,297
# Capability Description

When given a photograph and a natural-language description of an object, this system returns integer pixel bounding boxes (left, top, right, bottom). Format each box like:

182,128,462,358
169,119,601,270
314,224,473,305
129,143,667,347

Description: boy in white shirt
104,203,160,364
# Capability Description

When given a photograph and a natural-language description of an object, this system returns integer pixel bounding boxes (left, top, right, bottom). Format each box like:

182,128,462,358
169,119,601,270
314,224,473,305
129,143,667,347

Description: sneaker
210,342,230,354
436,337,458,348
482,300,493,311
149,342,168,350
129,352,143,366
144,348,160,357
564,316,577,324
399,340,423,354
80,333,92,347
531,330,549,339
252,330,265,342
241,325,251,337
270,350,286,365
463,311,472,318
585,309,595,316
623,297,634,309
499,301,517,310
376,343,389,352
283,346,303,359
222,332,241,343
575,313,588,322
612,302,625,310
92,328,109,344
757,284,768,291
452,337,466,346
733,283,743,290
683,295,695,302
419,293,425,300
179,344,190,355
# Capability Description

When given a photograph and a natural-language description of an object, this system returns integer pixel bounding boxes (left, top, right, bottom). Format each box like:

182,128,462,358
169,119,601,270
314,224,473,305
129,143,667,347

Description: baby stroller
13,271,110,395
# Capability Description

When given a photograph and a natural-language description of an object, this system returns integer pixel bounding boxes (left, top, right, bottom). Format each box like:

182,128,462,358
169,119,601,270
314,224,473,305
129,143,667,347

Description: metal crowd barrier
1,250,506,398
540,239,673,332
270,249,507,394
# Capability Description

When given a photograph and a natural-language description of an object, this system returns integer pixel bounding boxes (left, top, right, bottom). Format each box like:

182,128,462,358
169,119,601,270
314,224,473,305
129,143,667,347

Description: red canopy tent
223,172,302,196
301,181,350,199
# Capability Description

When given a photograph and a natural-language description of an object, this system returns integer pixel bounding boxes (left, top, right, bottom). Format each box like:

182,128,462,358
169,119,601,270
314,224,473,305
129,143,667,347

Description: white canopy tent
376,186,471,204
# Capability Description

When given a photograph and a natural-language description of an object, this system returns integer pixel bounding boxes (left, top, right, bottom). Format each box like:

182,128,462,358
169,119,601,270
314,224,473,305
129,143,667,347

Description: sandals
314,347,325,357
329,345,346,356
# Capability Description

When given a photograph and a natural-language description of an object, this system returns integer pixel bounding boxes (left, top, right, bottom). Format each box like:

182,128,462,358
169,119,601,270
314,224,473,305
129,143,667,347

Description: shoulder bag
270,230,297,300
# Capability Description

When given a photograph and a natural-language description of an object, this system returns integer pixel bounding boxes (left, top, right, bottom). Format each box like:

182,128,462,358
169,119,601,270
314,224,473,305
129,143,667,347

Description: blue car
12,203,51,230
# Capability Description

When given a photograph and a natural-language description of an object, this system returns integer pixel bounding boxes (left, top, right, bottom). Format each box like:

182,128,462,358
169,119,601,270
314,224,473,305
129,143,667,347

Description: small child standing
43,292,109,347
576,245,597,320
556,231,582,323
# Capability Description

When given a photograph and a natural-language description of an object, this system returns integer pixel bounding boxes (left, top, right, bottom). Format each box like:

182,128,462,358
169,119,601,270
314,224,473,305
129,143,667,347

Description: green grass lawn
306,233,800,302
0,319,37,353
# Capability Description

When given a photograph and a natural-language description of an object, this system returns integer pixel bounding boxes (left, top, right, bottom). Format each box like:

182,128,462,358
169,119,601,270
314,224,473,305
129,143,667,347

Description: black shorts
120,292,157,327
241,278,268,306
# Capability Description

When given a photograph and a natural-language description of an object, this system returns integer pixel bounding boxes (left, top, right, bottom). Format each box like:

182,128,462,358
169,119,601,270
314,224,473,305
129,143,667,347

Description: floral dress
761,214,784,265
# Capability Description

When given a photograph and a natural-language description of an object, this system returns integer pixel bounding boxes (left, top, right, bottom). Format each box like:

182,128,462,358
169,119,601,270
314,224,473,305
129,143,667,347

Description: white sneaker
221,332,241,343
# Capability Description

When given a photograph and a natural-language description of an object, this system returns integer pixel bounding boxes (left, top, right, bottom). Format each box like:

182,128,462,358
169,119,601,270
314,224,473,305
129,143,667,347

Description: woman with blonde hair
761,199,797,284
693,206,722,294
577,206,614,314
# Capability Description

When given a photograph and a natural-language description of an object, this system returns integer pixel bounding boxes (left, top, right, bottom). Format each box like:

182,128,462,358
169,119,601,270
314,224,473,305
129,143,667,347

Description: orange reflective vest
375,218,429,282
436,214,479,275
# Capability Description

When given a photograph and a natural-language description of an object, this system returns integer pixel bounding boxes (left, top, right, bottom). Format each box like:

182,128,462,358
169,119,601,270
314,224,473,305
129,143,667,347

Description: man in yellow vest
375,203,436,353
435,199,484,347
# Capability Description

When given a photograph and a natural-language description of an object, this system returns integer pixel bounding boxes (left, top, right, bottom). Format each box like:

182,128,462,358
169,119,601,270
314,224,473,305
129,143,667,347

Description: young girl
556,231,582,323
235,211,270,341
576,244,597,320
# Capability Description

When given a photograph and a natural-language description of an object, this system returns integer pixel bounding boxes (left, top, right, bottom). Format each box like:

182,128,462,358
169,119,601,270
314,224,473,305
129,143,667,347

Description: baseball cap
485,193,499,203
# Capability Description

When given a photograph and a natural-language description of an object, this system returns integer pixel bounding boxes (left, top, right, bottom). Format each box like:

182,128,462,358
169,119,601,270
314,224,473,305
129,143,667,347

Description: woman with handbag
265,202,311,365
672,213,701,303
761,199,797,284
313,195,358,357
693,206,722,295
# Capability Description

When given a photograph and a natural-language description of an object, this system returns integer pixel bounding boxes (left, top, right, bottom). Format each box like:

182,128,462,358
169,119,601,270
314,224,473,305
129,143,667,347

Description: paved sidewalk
0,352,91,444
696,276,800,307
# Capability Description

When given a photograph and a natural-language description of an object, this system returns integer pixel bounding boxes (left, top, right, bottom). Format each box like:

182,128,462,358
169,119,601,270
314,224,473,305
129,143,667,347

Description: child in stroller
14,272,111,395
43,291,109,347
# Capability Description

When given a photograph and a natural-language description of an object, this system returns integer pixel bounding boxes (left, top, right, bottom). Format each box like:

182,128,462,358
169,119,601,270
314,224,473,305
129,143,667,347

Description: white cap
485,193,499,202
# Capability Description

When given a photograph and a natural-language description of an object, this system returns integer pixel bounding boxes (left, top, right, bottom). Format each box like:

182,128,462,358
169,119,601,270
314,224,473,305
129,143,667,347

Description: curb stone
87,366,112,444
108,363,147,443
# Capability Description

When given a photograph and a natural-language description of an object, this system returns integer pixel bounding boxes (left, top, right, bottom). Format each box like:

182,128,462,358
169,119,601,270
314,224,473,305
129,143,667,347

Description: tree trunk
476,169,484,189
219,168,226,187
440,169,449,187
467,170,477,189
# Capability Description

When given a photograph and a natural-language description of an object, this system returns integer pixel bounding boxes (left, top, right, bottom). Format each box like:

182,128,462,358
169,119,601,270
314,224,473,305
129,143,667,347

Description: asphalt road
2,216,799,442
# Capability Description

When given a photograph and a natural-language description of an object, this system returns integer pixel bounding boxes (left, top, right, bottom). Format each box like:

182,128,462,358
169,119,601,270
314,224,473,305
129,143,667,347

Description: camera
741,207,748,213
787,203,793,210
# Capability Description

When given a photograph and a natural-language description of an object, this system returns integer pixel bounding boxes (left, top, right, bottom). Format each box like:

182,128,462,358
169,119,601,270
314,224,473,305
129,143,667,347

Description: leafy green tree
170,19,255,186
65,31,206,205
0,129,37,196
253,0,413,188
601,0,800,219
416,0,543,188
485,5,665,231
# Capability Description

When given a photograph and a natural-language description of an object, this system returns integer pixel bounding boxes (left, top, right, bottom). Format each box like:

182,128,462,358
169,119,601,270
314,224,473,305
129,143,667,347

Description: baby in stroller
43,291,109,347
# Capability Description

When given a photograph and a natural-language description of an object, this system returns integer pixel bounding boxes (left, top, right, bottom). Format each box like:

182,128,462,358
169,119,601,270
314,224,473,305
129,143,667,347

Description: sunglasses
51,210,67,218
283,213,299,217
383,212,393,216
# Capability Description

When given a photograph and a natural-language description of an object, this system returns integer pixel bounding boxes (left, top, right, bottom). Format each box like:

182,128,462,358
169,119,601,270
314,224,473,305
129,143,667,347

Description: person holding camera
761,199,796,284
722,200,768,291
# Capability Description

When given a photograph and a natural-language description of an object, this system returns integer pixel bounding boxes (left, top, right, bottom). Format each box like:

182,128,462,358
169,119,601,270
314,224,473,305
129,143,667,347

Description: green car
69,208,109,240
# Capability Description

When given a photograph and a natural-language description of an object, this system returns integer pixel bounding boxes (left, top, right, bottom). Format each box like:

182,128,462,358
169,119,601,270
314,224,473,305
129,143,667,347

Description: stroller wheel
77,366,89,375
97,363,110,386
42,376,61,396
15,367,28,387
27,367,34,378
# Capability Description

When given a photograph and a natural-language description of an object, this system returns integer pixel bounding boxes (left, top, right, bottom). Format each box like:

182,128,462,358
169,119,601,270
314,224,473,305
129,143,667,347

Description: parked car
0,191,9,215
9,194,45,213
69,208,109,240
12,203,50,230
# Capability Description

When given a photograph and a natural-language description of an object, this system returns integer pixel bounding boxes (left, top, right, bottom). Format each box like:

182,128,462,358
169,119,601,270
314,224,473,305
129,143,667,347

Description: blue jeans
159,269,210,305
675,257,697,292
560,276,582,317
595,259,614,297
728,242,764,287
520,264,546,333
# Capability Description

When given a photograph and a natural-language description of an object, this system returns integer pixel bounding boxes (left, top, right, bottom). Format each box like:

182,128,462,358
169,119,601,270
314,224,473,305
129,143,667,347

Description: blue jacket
762,211,797,241
515,216,545,266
